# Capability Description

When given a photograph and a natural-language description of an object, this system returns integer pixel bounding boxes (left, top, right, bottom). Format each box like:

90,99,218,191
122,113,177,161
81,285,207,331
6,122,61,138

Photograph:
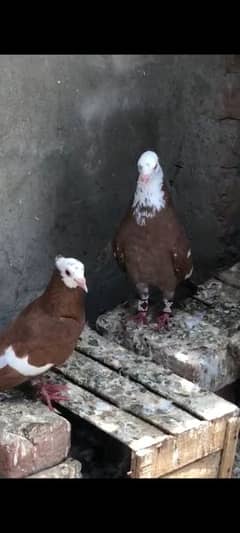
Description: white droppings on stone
130,435,157,451
184,313,205,330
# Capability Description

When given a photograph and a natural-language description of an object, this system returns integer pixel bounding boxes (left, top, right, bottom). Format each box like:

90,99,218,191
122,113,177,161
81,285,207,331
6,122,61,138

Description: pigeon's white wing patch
0,346,53,377
185,266,193,280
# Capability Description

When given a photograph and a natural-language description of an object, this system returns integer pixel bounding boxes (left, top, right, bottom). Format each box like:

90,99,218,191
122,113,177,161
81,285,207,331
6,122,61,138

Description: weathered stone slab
216,262,240,289
96,276,240,391
0,391,71,478
28,458,82,478
195,277,240,309
75,326,237,421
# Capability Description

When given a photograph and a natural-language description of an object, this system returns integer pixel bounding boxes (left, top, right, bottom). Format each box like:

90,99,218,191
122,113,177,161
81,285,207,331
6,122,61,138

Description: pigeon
112,150,193,329
0,255,87,409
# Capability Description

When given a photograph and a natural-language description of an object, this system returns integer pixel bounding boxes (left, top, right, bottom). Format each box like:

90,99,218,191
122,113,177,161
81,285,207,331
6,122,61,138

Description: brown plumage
113,150,193,328
0,255,87,407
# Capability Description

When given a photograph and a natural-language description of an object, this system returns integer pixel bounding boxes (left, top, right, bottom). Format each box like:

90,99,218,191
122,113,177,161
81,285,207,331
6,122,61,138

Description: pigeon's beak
139,174,150,184
76,277,88,293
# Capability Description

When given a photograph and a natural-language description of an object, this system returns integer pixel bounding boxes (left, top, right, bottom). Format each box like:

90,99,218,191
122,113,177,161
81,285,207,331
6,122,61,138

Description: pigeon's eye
65,269,70,276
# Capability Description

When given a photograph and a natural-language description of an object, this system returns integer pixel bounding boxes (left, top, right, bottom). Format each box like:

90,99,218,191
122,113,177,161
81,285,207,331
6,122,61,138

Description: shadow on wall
53,107,162,324
52,105,227,325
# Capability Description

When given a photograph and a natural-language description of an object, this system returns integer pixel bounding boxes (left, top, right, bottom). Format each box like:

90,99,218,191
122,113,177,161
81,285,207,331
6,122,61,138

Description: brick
28,458,82,478
0,391,71,478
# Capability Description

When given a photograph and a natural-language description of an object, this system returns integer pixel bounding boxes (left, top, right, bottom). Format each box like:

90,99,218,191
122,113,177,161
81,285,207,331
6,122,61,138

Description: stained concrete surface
0,54,239,328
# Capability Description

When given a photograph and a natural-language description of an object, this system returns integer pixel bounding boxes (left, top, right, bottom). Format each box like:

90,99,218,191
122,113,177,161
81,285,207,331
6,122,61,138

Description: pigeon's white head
137,150,162,183
132,150,165,224
55,255,88,292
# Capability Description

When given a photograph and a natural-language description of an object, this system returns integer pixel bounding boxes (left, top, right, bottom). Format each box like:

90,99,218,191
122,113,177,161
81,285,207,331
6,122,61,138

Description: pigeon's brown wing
112,234,127,273
170,228,193,283
0,309,82,368
112,211,133,274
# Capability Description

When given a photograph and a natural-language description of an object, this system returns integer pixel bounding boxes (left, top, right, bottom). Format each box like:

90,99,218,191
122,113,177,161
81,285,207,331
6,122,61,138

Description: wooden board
50,368,233,477
57,350,201,435
45,372,167,451
163,451,221,478
96,271,240,391
76,326,238,421
219,416,240,478
130,416,232,478
46,324,239,478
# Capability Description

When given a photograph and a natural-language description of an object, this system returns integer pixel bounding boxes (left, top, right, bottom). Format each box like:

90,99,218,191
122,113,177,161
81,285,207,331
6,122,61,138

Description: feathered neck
132,168,166,226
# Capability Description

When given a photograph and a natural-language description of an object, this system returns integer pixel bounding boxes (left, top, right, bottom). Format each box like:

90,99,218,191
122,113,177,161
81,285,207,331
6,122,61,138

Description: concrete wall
0,54,239,327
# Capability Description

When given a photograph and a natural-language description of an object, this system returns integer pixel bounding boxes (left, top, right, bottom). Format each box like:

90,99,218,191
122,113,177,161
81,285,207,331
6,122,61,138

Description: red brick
0,392,71,478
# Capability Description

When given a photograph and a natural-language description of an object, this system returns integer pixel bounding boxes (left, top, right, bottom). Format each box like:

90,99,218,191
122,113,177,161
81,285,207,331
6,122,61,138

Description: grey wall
0,54,240,327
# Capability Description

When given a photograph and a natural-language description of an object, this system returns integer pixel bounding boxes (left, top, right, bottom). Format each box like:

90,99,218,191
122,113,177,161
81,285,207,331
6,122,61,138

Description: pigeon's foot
127,311,148,326
155,312,172,331
32,381,69,410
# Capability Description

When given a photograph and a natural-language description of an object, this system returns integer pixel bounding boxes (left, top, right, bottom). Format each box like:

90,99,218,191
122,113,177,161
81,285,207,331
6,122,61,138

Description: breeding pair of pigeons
0,150,193,409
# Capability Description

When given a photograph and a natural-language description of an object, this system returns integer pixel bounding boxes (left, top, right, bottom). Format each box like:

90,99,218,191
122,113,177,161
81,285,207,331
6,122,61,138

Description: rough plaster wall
0,54,239,327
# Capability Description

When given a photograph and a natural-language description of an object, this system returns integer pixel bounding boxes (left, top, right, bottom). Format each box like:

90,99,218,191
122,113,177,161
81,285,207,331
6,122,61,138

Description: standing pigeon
112,150,193,329
0,255,87,409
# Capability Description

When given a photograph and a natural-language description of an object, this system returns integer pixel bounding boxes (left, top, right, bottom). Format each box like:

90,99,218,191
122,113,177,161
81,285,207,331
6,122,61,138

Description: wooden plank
46,371,167,450
219,416,240,478
163,451,221,478
76,326,238,421
46,371,234,478
56,351,201,435
96,292,240,391
131,416,229,478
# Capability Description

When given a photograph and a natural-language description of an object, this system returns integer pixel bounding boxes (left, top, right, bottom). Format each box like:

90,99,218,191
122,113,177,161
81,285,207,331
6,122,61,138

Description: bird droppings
96,275,240,391
76,326,238,422
2,263,240,477
142,399,173,416
184,312,205,330
130,435,156,451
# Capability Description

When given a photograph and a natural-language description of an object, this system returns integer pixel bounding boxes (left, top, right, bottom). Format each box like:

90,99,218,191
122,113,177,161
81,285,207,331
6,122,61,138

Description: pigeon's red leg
156,312,172,330
32,380,69,410
128,310,148,325
155,295,173,331
128,283,149,326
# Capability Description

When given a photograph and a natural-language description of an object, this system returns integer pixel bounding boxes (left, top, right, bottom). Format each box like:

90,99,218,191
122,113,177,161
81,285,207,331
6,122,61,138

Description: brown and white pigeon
112,150,193,329
0,255,87,409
